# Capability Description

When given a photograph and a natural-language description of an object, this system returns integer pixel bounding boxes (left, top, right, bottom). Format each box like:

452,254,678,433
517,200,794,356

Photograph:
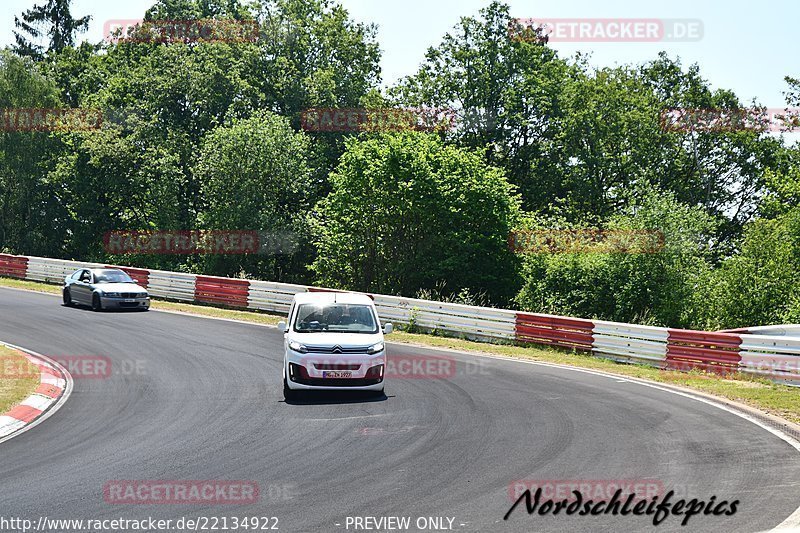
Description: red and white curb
0,342,72,444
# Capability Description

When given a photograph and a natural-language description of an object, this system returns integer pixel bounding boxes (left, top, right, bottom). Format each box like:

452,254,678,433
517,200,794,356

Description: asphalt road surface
0,287,798,532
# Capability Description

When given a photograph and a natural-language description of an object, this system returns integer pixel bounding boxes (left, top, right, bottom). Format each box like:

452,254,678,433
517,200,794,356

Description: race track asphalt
1,286,799,532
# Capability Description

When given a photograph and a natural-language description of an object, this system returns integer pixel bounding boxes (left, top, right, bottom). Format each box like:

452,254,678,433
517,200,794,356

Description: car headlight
366,342,384,354
104,292,121,297
140,293,148,298
288,341,308,354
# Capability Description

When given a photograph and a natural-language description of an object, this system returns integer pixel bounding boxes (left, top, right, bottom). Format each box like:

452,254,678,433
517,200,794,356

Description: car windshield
94,270,134,284
293,303,378,333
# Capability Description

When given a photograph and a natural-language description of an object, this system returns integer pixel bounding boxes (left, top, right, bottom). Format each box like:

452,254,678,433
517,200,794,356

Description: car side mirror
277,321,287,332
383,323,393,335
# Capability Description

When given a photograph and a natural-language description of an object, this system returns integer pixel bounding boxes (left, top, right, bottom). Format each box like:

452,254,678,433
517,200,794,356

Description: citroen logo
332,345,343,354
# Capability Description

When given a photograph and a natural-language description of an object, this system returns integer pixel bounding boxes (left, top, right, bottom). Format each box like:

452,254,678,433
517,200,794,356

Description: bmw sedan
63,268,150,311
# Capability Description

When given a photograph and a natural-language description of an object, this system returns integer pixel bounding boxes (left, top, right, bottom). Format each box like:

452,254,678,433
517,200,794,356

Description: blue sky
3,0,797,107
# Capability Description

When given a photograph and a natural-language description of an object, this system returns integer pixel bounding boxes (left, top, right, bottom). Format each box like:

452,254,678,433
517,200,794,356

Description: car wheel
283,377,299,401
62,288,73,307
91,293,103,312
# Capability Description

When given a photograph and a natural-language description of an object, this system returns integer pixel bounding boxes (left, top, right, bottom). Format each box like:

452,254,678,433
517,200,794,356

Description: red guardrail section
515,313,594,351
666,329,742,374
0,254,28,279
105,265,150,289
194,276,250,307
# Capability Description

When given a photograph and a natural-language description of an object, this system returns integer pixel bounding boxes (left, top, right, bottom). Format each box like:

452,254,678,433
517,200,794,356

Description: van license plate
322,371,352,378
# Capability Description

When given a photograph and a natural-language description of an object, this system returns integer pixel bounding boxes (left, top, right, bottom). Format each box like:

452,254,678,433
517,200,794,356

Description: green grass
0,277,61,294
153,300,283,325
1,275,798,424
0,344,40,414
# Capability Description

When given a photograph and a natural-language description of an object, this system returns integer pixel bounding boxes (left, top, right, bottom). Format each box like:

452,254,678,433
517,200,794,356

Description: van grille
313,363,361,370
305,345,369,354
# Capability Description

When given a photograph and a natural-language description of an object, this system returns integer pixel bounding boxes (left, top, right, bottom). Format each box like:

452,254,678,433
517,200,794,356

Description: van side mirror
277,321,287,332
383,323,393,334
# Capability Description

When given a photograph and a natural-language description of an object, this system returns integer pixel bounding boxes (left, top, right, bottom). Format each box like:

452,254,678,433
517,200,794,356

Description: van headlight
366,342,384,354
288,341,308,354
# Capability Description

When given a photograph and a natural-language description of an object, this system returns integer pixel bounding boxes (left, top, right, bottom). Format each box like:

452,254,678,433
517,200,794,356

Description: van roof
293,291,374,305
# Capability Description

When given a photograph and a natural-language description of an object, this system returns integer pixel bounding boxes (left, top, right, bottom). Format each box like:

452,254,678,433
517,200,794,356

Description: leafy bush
693,208,800,329
515,191,716,326
415,280,491,308
311,132,521,305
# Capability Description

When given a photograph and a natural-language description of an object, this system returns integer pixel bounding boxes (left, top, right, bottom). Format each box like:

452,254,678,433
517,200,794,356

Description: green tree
0,51,68,256
252,0,382,182
639,54,783,247
311,132,521,304
41,0,381,277
392,1,573,212
145,0,252,19
396,3,781,247
48,127,185,262
690,76,800,329
13,0,90,60
196,111,314,281
543,55,782,242
555,65,665,221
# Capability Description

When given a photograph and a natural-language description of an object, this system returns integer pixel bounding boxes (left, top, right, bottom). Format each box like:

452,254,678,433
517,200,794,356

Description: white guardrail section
248,280,307,314
738,334,800,384
738,325,800,337
26,257,101,283
147,269,197,302
247,283,518,341
371,295,517,341
591,320,669,366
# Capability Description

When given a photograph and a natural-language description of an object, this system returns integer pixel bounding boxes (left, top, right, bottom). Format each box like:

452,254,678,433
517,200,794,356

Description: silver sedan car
63,268,150,311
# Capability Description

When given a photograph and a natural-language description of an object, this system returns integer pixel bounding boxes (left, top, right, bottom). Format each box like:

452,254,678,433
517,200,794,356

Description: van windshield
293,303,378,333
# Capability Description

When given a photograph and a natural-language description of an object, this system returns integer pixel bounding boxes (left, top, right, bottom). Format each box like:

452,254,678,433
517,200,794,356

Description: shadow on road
62,303,147,313
283,390,389,405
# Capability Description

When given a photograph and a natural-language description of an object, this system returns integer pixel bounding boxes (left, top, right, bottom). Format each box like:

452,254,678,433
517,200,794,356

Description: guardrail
1,252,798,385
720,324,800,337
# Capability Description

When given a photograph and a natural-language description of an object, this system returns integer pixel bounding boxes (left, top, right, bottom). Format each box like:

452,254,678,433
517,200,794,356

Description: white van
278,292,392,399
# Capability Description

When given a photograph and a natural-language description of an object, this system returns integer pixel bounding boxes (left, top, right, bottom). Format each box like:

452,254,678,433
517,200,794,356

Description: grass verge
0,344,40,414
1,276,797,424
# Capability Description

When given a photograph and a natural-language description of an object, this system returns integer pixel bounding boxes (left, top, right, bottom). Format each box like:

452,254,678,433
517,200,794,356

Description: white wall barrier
371,295,517,341
739,334,800,385
591,321,669,366
147,269,197,302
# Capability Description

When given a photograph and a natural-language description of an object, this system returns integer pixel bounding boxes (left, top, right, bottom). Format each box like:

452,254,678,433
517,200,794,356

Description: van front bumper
284,353,385,390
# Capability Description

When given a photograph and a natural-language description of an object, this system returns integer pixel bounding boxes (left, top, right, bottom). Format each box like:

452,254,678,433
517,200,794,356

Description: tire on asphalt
91,293,103,312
